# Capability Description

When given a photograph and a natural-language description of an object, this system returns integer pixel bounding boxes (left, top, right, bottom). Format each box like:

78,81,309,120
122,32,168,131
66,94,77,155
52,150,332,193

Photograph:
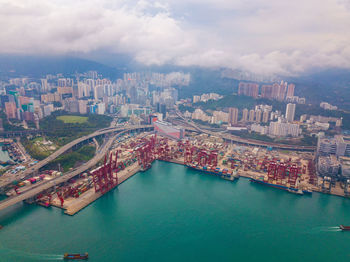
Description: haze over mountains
1,0,350,77
1,54,349,111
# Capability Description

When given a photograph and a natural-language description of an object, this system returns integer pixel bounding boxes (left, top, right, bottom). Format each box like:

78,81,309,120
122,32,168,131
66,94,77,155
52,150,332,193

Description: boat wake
0,245,63,260
309,226,342,233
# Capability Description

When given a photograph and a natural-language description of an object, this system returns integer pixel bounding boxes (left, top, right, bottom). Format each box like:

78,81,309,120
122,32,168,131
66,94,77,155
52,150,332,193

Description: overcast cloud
0,0,350,75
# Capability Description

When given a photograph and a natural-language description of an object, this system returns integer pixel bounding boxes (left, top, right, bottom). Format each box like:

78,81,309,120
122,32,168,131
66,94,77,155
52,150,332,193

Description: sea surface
1,161,350,262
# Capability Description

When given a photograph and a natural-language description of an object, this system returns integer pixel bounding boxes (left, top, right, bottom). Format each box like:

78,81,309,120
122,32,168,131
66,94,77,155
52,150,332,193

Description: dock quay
4,130,350,218
52,163,141,215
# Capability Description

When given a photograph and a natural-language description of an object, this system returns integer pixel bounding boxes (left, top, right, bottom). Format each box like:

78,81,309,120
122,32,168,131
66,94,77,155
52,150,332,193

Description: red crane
197,150,208,166
288,165,299,187
208,151,218,167
267,162,277,180
92,152,119,195
276,163,287,181
184,144,196,165
56,191,64,207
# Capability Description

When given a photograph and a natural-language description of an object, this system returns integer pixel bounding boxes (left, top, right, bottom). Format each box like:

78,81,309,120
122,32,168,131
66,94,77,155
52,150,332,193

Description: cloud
0,0,350,76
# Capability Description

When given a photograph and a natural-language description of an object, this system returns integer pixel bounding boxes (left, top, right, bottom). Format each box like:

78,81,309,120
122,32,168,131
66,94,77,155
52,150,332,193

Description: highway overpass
0,125,153,190
0,125,153,212
173,110,315,152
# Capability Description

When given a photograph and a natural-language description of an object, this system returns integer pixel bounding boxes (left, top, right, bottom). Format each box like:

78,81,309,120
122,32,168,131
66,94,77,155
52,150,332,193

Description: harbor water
1,161,350,261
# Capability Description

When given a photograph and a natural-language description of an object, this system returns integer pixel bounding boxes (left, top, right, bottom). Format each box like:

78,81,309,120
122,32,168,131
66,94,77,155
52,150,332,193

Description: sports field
57,115,88,124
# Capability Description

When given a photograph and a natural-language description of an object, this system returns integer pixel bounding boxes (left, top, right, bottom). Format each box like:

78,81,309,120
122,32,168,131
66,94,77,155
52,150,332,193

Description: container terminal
1,128,350,216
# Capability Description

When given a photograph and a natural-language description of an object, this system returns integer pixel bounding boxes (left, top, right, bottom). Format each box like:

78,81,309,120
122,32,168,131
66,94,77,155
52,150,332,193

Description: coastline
47,159,350,216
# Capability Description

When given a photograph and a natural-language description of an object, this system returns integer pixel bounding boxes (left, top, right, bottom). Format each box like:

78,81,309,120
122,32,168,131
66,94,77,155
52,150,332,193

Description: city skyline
1,1,350,261
1,0,350,77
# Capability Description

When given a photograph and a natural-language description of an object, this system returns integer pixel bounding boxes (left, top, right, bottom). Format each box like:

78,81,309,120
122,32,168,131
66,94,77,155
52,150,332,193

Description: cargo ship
339,225,350,231
186,164,239,180
250,177,311,195
64,253,88,260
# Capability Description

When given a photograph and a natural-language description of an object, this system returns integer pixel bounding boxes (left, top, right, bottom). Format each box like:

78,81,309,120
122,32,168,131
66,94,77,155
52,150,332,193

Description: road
174,109,315,152
0,125,152,212
0,125,152,189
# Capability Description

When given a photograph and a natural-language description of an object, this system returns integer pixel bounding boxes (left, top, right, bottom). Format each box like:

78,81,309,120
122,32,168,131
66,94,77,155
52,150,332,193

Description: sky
1,0,350,76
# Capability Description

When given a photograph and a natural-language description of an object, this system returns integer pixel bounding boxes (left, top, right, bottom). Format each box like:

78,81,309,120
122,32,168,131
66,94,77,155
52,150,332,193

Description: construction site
4,130,350,216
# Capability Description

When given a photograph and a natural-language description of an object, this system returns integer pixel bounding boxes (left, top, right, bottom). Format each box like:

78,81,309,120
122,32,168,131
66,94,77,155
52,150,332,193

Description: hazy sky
1,0,350,75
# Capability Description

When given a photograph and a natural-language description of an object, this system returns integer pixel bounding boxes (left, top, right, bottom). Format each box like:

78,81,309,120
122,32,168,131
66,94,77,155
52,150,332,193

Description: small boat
339,225,350,231
64,253,88,260
0,225,3,230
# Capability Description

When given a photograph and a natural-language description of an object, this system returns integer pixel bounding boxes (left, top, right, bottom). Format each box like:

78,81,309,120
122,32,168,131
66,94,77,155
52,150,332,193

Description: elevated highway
0,125,153,212
174,110,315,152
0,125,153,190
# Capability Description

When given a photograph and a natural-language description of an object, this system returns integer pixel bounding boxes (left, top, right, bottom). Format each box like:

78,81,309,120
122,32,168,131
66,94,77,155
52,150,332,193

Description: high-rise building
78,82,90,98
287,84,295,98
160,104,167,119
285,103,296,122
78,100,88,114
278,81,288,101
260,85,273,99
271,83,280,100
41,79,48,92
241,108,248,122
97,103,106,115
228,107,239,126
57,86,73,95
248,109,255,122
64,99,79,113
87,71,98,79
193,95,200,103
129,86,138,103
300,114,307,122
262,111,270,123
238,82,259,98
268,121,301,137
255,109,262,123
94,85,104,100
5,102,17,119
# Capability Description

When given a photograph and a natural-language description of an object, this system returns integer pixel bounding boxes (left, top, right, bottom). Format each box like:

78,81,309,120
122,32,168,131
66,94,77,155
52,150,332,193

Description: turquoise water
1,161,350,262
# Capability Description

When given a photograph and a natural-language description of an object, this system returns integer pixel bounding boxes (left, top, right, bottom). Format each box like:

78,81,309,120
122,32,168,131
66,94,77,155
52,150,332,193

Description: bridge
173,110,315,152
0,125,153,190
0,125,153,212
